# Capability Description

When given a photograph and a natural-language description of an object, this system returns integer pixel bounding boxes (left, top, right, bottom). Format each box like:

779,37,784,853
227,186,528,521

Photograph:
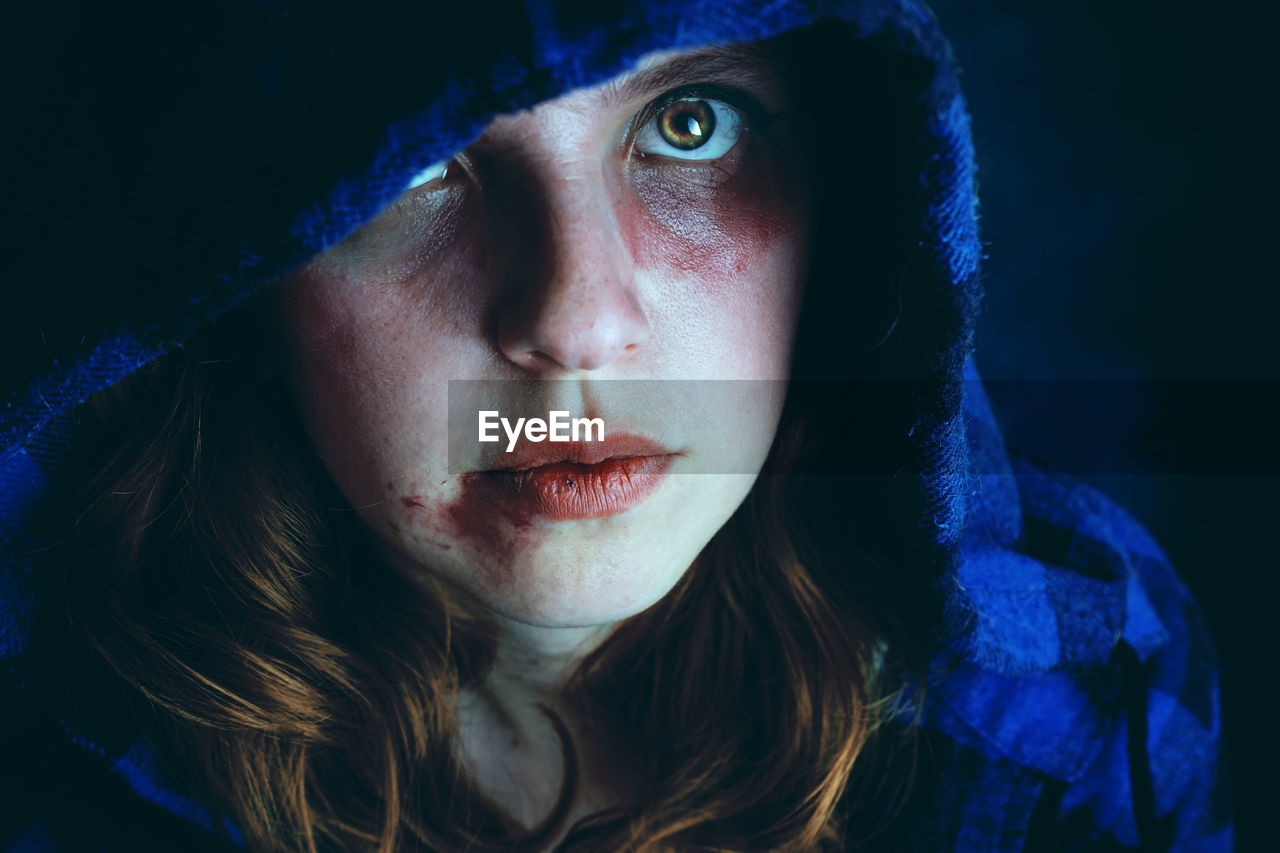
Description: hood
1,0,1171,841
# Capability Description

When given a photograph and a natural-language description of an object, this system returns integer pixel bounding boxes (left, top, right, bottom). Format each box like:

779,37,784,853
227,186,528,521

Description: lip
486,433,675,472
465,433,679,521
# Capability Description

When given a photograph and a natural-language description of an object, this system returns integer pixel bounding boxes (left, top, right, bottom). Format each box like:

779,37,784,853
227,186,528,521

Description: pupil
658,99,716,150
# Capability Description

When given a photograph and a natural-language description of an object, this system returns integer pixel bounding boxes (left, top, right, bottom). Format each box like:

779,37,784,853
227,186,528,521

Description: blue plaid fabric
1,1,1229,849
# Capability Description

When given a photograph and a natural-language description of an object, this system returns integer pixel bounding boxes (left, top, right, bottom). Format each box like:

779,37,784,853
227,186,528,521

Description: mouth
467,434,679,521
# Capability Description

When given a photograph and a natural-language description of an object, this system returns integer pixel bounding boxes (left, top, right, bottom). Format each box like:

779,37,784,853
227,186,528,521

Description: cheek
620,159,804,284
280,210,490,422
392,478,547,591
283,283,404,416
277,276,445,505
620,159,810,379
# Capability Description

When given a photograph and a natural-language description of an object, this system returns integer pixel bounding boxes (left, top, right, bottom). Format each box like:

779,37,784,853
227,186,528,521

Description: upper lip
482,433,677,473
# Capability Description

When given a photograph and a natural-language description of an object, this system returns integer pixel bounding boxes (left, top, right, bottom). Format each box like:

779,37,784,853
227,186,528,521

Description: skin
275,43,812,839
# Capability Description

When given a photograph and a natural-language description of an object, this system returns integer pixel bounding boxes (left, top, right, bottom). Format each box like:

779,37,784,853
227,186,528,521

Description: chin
447,518,716,628
391,473,759,629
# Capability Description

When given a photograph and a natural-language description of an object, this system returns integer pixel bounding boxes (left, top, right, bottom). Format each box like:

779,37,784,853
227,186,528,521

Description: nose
495,164,650,374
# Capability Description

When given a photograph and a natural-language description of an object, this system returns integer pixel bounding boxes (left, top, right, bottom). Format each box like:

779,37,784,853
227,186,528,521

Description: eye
404,157,455,192
633,98,747,161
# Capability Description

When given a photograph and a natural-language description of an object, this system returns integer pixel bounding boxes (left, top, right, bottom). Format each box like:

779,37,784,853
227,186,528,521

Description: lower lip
466,455,675,521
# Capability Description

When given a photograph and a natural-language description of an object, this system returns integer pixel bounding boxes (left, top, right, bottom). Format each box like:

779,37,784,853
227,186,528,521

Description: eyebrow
601,43,785,108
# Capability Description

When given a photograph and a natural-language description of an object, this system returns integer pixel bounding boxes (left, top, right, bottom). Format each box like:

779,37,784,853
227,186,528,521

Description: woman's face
277,44,812,628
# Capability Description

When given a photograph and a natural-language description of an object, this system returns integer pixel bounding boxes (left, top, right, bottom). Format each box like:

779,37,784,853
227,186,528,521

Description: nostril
522,350,566,372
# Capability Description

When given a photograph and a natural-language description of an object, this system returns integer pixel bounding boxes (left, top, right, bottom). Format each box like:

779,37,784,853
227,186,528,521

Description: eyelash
403,152,478,195
401,83,778,197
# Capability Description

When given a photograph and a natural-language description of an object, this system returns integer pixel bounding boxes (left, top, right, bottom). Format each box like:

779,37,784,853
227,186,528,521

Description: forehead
501,41,791,124
599,42,789,104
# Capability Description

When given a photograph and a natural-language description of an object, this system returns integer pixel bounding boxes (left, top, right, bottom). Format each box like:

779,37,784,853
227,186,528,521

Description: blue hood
1,1,1227,848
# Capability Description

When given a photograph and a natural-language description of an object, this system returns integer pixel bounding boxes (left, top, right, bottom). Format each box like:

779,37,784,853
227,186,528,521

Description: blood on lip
486,434,674,473
394,438,677,588
471,453,674,521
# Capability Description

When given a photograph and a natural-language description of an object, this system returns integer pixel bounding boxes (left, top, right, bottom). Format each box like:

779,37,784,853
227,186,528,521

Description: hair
31,304,925,851
29,22,949,852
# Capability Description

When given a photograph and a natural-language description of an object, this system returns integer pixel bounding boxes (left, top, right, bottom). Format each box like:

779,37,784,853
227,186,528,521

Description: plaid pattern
1,1,1229,849
904,372,1232,849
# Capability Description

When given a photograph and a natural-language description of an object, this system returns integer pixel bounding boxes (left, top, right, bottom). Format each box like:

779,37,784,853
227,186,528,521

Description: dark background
928,0,1276,844
2,0,1271,844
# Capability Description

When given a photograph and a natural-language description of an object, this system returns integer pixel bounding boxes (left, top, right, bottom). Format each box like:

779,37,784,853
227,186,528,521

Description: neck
455,615,620,834
485,616,612,705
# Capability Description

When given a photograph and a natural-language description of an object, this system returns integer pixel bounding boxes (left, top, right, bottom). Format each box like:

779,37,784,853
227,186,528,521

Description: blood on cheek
394,479,551,590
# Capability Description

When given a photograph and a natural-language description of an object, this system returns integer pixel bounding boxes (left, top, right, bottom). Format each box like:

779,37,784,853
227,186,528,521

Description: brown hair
27,20,957,847
29,298,925,851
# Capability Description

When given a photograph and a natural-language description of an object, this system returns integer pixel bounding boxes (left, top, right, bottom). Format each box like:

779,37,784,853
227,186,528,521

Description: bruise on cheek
622,162,798,281
281,186,480,356
327,187,469,287
279,268,361,367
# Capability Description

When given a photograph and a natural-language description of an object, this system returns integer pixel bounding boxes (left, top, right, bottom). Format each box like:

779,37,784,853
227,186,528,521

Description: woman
0,1,1229,850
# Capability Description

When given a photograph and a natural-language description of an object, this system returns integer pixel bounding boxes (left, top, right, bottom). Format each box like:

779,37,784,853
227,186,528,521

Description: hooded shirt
0,1,1230,850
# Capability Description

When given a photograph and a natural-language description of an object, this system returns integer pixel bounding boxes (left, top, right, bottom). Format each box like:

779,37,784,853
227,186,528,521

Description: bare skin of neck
454,617,635,849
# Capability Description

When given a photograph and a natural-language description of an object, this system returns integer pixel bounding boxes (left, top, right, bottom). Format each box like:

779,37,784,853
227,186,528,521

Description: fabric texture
1,1,1230,849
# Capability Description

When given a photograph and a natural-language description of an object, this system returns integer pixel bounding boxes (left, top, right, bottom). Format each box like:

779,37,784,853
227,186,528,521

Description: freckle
386,480,394,492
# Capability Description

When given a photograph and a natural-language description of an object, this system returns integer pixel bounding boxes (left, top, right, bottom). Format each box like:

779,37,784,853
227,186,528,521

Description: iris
658,99,717,150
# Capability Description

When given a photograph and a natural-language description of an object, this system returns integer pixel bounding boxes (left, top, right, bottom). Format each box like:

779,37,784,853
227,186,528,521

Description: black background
929,1,1276,844
3,0,1273,845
